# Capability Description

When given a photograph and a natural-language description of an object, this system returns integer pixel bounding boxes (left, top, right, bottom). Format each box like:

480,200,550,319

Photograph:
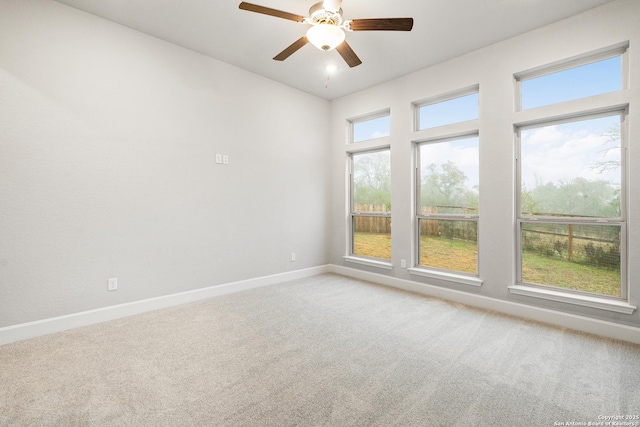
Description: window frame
514,42,628,112
510,43,634,312
348,109,391,144
345,146,393,269
413,85,479,132
514,110,628,301
413,132,481,281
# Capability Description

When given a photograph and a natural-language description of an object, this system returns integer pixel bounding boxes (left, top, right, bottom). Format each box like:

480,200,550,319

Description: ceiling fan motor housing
309,2,343,25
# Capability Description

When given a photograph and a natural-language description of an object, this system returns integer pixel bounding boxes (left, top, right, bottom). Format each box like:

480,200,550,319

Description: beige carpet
1,274,639,426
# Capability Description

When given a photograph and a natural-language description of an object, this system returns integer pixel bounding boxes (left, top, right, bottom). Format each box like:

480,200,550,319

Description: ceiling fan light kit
307,24,345,51
238,1,413,68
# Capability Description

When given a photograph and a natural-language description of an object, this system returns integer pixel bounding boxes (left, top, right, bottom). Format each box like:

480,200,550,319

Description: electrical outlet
215,154,222,164
291,252,296,262
108,277,118,291
401,259,407,268
223,155,229,165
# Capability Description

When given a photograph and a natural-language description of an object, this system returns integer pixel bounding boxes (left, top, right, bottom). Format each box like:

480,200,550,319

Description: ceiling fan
238,0,413,68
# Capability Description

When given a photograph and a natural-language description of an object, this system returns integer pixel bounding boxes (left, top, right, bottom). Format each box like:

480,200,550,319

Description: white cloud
521,120,620,188
370,130,390,139
421,138,480,187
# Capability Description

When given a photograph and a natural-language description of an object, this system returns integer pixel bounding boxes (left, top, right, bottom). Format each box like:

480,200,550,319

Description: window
516,45,626,110
512,44,632,311
350,111,390,143
416,135,479,275
415,87,479,130
517,112,626,298
349,149,391,261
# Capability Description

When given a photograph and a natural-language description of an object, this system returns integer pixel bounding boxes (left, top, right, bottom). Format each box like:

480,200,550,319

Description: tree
353,151,391,208
527,177,619,218
421,161,477,214
590,122,621,174
521,187,538,214
525,125,621,218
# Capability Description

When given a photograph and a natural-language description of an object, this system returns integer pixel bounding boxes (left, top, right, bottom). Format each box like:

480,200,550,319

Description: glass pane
353,216,391,260
352,115,390,142
419,136,479,214
353,150,391,212
418,92,478,130
521,56,622,110
419,219,478,274
520,115,621,218
521,222,621,297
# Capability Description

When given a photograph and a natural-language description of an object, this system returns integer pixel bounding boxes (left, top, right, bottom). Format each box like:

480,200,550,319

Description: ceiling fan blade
336,41,362,68
239,2,305,23
273,37,309,61
349,18,414,31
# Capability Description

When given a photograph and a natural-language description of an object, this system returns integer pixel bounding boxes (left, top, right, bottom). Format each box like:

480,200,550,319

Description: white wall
2,0,639,336
329,0,640,328
0,0,329,327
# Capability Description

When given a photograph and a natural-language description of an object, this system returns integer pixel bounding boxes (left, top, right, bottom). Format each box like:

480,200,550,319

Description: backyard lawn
521,250,620,296
353,232,620,296
353,231,391,260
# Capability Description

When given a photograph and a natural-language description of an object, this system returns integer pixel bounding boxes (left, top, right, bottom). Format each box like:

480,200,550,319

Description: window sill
408,268,483,287
508,284,636,315
343,256,393,270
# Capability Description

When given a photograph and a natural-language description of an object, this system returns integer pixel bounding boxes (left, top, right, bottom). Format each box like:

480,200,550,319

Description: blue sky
521,56,621,110
520,56,622,189
352,54,622,192
419,93,478,130
353,115,390,142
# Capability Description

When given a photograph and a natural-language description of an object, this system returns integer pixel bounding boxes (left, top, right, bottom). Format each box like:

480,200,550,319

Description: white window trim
408,267,483,287
514,42,628,82
348,108,391,144
515,111,628,301
413,132,481,279
514,42,628,112
343,256,393,270
347,146,392,265
513,53,630,307
412,84,479,132
508,285,636,315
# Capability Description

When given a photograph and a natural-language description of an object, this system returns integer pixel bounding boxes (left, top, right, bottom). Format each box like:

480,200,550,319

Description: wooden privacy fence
353,204,619,268
418,206,478,242
419,219,478,242
353,204,478,241
353,204,391,234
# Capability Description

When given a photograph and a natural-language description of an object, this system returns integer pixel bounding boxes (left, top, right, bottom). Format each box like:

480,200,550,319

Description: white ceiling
53,0,614,100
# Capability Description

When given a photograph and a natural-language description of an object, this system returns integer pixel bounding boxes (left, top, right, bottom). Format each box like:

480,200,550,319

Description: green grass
353,232,391,260
522,250,620,296
419,235,477,274
354,232,620,296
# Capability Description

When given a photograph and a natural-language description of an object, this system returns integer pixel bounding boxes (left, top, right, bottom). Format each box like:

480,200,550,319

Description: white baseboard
328,265,640,345
0,265,330,346
3,264,639,347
